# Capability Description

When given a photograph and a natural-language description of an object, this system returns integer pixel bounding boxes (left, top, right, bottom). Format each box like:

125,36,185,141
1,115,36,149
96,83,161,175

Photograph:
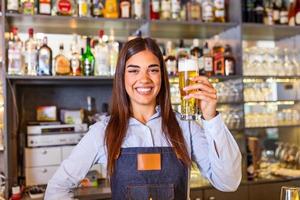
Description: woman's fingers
184,83,216,94
184,91,217,101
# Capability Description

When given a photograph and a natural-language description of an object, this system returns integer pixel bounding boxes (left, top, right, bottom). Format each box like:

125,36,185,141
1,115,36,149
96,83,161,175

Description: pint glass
280,186,300,200
178,58,199,120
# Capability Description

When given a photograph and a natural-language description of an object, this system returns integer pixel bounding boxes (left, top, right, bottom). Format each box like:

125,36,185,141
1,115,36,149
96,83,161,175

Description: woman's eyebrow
126,64,140,68
148,64,160,68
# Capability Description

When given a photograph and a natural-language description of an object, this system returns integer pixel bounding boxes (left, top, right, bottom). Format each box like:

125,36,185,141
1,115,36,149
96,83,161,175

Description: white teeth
136,87,152,94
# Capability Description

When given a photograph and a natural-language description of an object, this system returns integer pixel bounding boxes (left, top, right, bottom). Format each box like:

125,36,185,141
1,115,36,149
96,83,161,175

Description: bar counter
72,176,300,200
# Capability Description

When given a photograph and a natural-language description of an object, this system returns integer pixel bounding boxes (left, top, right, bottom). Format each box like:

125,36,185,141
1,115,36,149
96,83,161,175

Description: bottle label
38,53,51,75
272,10,279,21
203,4,214,21
8,0,19,10
134,0,142,18
57,0,72,14
79,1,88,16
190,5,200,19
214,0,224,9
161,0,171,12
39,3,51,14
215,10,224,18
204,57,213,71
120,1,130,18
225,59,234,75
213,52,224,75
296,12,300,24
166,60,176,76
280,11,288,24
152,0,160,12
23,1,35,14
171,0,180,14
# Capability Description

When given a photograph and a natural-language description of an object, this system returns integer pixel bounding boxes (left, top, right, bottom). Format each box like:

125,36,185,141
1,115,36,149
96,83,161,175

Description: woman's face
124,50,161,110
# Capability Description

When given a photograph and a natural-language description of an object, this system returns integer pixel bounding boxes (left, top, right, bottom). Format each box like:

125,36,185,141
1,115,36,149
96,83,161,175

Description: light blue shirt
45,108,242,200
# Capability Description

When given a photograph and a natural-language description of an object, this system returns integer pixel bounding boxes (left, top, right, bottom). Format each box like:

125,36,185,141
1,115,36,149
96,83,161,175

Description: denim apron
110,147,188,200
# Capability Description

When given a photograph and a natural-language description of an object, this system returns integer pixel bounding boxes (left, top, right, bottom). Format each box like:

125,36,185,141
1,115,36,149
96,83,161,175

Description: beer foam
178,59,198,72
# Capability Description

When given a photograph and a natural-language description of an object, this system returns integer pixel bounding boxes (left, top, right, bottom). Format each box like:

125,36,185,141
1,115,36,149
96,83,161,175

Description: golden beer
178,58,199,120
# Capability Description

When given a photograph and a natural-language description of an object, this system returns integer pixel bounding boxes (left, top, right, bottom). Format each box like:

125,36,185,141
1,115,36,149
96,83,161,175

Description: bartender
45,37,241,200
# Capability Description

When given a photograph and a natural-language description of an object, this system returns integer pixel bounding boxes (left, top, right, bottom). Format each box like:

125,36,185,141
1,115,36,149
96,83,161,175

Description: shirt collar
128,105,161,125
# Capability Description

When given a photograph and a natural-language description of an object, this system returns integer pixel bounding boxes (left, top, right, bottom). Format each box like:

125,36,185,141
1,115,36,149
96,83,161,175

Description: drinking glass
280,186,300,200
178,58,199,120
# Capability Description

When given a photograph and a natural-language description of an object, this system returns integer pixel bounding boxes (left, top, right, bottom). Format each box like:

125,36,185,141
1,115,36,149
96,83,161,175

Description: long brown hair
105,37,192,176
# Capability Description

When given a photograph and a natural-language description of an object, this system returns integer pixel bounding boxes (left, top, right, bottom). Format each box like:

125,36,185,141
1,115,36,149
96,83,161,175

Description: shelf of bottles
5,0,235,37
243,39,300,129
242,0,300,40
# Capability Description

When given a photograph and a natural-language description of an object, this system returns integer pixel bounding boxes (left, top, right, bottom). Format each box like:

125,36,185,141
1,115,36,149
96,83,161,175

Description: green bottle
82,37,95,76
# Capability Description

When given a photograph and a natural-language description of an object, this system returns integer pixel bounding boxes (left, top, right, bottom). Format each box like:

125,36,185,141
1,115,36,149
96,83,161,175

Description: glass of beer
178,58,199,120
280,186,300,200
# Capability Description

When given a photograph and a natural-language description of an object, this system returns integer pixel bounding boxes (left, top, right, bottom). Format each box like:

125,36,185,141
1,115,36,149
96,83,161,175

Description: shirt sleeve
44,121,107,200
190,113,242,192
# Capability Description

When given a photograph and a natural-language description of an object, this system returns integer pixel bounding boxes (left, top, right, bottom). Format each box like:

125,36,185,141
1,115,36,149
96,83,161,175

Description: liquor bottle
120,0,131,18
82,37,95,76
288,0,296,26
21,0,35,14
38,0,52,14
160,0,171,19
223,44,235,76
24,28,37,75
176,39,188,60
246,139,255,181
203,41,213,77
55,44,71,75
214,0,226,22
202,0,214,22
164,41,177,76
53,0,76,16
187,0,201,21
133,0,143,19
295,0,300,25
78,0,89,17
171,0,180,20
108,33,119,76
273,0,281,24
280,0,288,24
37,37,52,76
70,35,82,76
150,0,160,19
7,0,19,13
190,39,204,75
85,96,97,126
104,0,118,18
94,30,110,76
264,0,274,25
245,0,255,22
212,37,224,76
8,28,24,75
91,0,104,17
254,0,264,23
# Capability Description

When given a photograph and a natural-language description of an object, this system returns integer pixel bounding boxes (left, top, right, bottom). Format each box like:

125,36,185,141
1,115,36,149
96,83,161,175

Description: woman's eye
128,70,139,73
150,69,160,73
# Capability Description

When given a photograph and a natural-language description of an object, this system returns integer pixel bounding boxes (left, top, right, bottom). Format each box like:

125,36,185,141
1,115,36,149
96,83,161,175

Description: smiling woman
45,37,242,200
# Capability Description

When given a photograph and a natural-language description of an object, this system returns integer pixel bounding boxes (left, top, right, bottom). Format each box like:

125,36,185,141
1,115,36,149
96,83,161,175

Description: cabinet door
25,147,61,167
190,188,203,200
25,166,58,186
249,181,300,200
203,186,248,200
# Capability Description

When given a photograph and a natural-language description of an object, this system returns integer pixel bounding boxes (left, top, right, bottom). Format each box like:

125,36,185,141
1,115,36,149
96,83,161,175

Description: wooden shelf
245,124,300,130
149,20,238,39
243,76,300,80
5,13,146,36
242,23,300,40
6,75,114,85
